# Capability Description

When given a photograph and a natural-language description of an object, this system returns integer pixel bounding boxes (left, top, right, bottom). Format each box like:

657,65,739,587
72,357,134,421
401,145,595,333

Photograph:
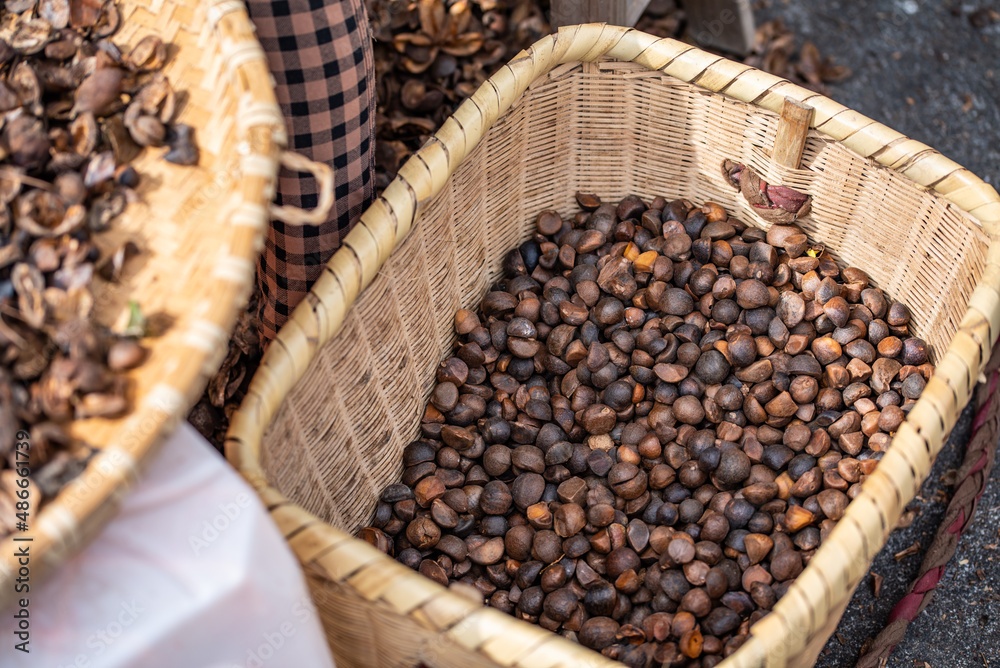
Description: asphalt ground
751,2,1000,666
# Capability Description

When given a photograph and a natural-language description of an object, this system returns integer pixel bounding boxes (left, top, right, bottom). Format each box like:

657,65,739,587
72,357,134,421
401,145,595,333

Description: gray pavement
752,1,1000,665
759,0,1000,189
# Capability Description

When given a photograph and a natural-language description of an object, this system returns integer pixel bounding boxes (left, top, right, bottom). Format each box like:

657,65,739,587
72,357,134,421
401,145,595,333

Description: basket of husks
226,24,1000,668
0,0,329,605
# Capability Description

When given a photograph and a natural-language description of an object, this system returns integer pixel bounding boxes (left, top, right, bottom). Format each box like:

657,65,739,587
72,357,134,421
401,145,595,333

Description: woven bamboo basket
227,24,1000,668
0,0,332,607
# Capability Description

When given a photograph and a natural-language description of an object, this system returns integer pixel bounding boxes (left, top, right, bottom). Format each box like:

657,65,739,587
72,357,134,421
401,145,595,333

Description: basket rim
0,0,283,608
226,23,1000,668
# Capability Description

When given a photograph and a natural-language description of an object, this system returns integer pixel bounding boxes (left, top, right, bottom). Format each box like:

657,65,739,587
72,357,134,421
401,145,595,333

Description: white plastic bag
9,422,335,668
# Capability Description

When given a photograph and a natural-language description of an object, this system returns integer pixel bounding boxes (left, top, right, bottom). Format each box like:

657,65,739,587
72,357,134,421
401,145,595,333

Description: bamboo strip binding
227,24,1000,668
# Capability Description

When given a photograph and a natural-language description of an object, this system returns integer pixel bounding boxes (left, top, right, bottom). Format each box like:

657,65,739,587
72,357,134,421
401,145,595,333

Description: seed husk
72,66,123,116
0,0,200,533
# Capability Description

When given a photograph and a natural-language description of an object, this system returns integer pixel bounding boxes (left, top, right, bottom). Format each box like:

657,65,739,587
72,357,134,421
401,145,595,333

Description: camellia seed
363,194,934,662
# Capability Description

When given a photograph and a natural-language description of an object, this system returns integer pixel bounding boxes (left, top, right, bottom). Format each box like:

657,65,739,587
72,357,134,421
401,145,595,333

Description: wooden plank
625,0,650,25
685,0,756,56
550,0,651,28
773,98,815,170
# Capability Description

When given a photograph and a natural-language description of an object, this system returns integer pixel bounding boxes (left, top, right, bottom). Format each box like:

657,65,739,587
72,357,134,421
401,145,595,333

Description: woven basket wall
0,0,287,607
227,25,1000,668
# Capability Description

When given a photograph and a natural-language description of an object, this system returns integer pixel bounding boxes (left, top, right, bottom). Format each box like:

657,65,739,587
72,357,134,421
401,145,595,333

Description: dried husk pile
368,0,551,189
0,0,196,538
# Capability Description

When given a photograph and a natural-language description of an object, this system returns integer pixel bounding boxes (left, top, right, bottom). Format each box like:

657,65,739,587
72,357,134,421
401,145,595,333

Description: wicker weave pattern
228,25,1000,668
0,0,285,607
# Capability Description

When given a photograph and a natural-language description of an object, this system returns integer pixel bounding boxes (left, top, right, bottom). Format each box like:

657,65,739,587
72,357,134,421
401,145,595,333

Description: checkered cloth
246,0,376,345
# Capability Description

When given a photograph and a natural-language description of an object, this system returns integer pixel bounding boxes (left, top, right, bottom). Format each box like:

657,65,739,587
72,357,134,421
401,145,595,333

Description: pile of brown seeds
362,193,932,667
0,1,198,538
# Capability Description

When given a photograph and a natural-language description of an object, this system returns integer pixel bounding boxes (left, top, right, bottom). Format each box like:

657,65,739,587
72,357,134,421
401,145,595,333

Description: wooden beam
684,0,756,56
550,0,652,28
624,0,649,26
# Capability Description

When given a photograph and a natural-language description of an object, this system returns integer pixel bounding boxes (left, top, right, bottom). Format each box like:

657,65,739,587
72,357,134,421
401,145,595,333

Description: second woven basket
227,24,1000,668
0,0,333,608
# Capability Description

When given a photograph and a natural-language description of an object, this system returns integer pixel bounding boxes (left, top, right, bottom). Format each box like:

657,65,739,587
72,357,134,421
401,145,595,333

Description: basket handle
772,97,814,170
268,151,335,226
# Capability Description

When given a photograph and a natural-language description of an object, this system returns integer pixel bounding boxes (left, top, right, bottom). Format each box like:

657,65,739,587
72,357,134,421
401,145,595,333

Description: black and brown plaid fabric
245,0,376,345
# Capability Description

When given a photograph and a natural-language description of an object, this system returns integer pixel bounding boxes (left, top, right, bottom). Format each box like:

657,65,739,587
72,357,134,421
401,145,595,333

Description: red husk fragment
722,159,812,224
